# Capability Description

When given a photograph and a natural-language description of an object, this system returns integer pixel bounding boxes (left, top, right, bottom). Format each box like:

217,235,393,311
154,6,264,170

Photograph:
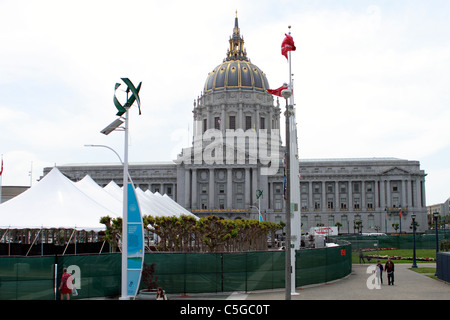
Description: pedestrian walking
359,250,366,263
385,258,395,285
376,260,383,284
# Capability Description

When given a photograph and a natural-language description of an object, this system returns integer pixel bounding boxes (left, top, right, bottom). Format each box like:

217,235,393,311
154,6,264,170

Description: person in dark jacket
385,258,395,285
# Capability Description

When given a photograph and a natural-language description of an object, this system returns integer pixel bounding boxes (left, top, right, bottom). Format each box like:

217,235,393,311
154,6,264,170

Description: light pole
433,211,439,276
411,213,417,268
84,144,123,164
100,78,142,300
281,87,292,300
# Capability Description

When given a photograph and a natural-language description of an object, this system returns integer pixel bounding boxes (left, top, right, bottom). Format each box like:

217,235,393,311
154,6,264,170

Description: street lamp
411,213,417,268
84,144,123,164
281,86,292,301
433,211,439,276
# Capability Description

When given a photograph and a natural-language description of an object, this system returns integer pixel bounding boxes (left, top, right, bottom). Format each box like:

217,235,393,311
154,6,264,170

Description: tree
99,215,122,252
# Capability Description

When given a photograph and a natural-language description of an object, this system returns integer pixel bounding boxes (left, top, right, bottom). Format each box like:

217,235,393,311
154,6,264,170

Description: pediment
381,167,410,176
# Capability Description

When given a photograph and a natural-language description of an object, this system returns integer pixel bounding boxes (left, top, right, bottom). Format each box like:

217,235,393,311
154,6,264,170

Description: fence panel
0,243,352,299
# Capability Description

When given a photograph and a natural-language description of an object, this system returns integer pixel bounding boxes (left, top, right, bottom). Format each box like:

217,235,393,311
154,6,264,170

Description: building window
314,183,320,193
392,196,400,208
275,199,282,210
219,184,225,194
203,118,207,133
327,184,333,193
368,215,375,229
327,197,334,210
314,196,321,210
214,117,220,130
275,184,281,194
301,199,308,210
219,198,225,209
340,183,347,193
367,196,373,209
201,198,207,209
354,197,360,210
342,215,348,232
229,116,236,129
301,184,307,193
260,117,265,129
340,197,347,209
236,197,243,209
245,116,252,130
353,182,360,193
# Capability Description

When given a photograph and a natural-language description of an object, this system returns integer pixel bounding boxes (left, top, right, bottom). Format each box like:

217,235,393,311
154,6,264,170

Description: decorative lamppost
433,211,439,276
411,213,417,268
281,87,292,301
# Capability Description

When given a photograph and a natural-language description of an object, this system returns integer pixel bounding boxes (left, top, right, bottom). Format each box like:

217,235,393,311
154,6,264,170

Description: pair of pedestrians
375,258,395,285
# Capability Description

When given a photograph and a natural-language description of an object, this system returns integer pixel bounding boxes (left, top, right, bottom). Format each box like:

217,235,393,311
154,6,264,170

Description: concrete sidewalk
242,263,450,300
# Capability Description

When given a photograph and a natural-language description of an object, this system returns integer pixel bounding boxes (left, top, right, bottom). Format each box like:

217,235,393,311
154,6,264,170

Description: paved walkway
169,263,449,300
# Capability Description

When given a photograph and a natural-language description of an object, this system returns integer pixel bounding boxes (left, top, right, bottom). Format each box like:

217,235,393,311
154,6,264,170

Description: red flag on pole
266,85,288,97
281,33,296,59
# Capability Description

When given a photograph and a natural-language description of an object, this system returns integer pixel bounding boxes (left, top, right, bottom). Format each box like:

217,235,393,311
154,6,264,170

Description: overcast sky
1,0,449,205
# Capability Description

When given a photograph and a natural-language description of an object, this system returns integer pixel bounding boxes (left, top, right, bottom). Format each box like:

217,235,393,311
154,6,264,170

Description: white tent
103,181,197,219
0,168,117,230
74,175,122,217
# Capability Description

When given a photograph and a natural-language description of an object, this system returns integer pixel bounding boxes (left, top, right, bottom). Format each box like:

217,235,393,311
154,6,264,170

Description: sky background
1,0,449,205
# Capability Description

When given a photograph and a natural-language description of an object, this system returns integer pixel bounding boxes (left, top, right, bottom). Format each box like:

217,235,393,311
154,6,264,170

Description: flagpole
287,25,301,297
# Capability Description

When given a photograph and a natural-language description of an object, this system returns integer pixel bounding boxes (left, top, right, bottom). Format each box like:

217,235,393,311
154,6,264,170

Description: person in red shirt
59,268,73,300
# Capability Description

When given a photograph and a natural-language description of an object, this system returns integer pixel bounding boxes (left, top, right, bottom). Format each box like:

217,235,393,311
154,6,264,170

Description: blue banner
126,183,144,298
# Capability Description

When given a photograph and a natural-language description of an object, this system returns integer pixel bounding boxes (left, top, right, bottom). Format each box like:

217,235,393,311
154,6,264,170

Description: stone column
184,169,191,208
380,180,386,209
191,168,197,209
335,181,339,211
227,168,233,209
245,167,251,207
209,168,215,209
252,167,258,204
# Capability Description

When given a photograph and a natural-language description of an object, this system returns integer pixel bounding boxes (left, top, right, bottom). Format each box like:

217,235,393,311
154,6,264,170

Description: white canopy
0,168,117,230
104,182,197,219
0,168,197,230
74,175,122,217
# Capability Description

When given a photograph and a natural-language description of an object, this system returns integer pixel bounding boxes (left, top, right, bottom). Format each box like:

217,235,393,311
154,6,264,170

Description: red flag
399,208,402,218
281,33,296,59
266,85,288,97
0,158,3,176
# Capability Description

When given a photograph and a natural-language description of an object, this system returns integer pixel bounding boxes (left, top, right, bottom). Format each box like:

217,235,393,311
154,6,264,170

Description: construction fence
0,242,351,300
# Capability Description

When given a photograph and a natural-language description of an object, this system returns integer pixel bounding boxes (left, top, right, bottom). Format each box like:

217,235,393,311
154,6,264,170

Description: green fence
0,242,351,300
333,233,450,251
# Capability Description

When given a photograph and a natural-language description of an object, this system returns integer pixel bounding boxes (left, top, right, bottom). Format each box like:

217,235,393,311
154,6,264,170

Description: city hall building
46,16,427,234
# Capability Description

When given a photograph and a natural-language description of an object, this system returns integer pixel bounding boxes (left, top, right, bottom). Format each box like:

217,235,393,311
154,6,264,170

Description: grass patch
409,267,436,274
352,248,436,264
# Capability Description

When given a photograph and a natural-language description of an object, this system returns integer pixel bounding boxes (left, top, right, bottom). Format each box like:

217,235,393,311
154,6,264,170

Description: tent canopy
0,168,117,230
0,168,197,230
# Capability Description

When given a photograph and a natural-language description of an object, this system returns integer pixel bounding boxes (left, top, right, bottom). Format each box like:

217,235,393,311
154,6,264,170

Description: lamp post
281,87,292,301
411,213,417,268
433,211,439,276
84,144,123,164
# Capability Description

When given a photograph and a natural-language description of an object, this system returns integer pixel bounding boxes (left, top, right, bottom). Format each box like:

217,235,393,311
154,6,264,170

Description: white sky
1,0,449,205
